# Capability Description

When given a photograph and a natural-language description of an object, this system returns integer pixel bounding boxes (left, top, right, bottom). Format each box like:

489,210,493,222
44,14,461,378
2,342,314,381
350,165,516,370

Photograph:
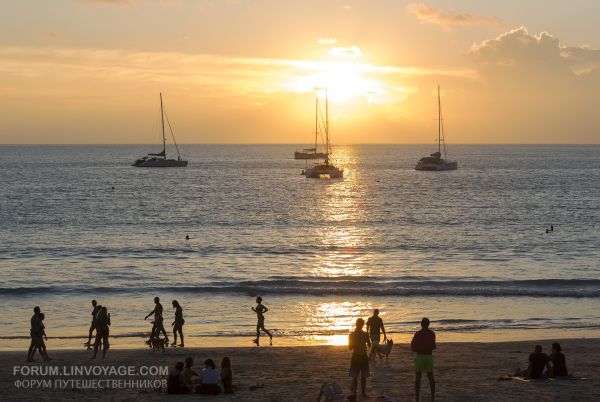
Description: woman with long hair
171,300,185,347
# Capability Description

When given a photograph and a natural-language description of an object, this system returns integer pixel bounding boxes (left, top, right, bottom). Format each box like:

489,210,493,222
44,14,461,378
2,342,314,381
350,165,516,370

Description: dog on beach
145,336,166,352
371,338,393,364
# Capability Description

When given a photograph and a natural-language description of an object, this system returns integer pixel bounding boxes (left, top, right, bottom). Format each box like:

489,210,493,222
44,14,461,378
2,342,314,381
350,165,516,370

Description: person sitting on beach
516,345,550,379
366,309,386,360
411,317,436,402
252,296,273,346
167,362,188,394
145,297,169,345
349,318,371,399
84,300,101,349
547,342,568,377
171,300,185,347
318,381,345,401
196,359,221,395
220,357,234,394
181,357,199,391
92,307,110,359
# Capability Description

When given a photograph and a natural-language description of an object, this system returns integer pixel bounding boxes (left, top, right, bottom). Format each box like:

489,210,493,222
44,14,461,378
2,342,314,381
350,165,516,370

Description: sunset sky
1,0,599,144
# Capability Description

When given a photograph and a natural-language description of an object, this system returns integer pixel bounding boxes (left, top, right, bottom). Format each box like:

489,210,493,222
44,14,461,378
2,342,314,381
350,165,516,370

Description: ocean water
0,144,599,349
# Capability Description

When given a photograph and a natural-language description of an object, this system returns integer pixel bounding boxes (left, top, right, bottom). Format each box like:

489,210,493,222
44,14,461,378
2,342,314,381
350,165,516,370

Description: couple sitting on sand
167,356,234,395
516,342,568,379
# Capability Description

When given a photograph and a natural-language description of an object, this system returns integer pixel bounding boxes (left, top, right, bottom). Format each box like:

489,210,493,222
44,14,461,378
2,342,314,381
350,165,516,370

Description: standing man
145,297,169,345
366,309,386,360
84,300,101,349
349,318,371,399
411,317,436,402
251,296,272,346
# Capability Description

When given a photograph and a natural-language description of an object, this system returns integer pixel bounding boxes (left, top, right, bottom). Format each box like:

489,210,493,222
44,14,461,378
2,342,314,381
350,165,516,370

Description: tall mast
315,97,319,151
160,92,166,158
325,89,330,158
437,85,441,155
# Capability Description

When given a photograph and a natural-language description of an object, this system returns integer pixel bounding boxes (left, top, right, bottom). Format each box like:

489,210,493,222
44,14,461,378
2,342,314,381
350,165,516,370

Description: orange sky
1,0,599,144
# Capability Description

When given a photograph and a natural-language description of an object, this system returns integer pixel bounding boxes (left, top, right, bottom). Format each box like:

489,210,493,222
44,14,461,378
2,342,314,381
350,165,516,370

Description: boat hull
304,164,343,179
133,158,188,167
294,152,328,160
415,160,457,171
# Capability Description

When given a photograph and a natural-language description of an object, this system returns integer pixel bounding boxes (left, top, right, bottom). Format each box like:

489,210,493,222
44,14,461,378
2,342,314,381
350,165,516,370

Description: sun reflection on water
300,301,373,345
311,146,376,278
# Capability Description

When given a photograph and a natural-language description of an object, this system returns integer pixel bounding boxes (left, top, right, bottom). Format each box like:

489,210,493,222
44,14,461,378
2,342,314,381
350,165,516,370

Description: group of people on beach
26,297,570,401
167,356,234,395
26,295,273,361
344,312,436,402
144,297,185,348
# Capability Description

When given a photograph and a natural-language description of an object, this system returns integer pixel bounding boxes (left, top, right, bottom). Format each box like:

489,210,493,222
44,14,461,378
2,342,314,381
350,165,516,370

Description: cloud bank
407,3,505,28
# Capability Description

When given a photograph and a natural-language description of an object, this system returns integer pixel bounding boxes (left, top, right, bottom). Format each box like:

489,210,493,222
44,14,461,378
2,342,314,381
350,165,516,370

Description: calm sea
0,144,599,349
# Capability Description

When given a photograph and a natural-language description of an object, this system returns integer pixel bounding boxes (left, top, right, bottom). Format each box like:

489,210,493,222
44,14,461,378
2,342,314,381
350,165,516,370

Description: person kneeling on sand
411,317,436,402
516,345,550,379
196,359,221,395
167,362,188,394
349,318,371,400
181,357,199,391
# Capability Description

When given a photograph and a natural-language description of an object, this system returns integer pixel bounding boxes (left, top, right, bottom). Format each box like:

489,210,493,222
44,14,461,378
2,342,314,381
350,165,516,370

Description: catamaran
303,91,343,179
294,97,328,160
133,93,188,168
415,85,458,171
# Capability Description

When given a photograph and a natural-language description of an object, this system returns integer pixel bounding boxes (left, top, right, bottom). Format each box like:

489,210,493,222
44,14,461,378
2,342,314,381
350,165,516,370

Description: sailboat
303,91,343,179
294,97,328,160
133,93,188,168
415,85,457,171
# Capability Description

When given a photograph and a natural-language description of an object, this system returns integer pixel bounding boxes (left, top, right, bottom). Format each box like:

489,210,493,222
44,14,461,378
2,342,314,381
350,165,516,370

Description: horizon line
1,143,599,146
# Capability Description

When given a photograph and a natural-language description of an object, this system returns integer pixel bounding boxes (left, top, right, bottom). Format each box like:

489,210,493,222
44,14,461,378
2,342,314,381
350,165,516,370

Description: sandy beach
1,338,598,401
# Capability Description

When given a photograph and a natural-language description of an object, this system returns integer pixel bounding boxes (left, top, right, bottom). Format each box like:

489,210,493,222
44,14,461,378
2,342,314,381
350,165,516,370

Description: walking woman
92,306,111,359
172,300,185,347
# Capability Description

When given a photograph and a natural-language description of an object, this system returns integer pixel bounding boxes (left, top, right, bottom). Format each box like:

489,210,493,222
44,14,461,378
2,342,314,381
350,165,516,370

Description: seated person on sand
196,359,221,395
167,362,189,394
516,345,550,379
181,357,199,391
318,381,345,401
546,342,568,377
221,357,234,394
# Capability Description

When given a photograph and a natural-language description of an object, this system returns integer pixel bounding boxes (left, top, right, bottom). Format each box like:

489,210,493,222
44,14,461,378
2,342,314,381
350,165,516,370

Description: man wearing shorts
411,317,436,402
348,318,371,399
366,309,386,360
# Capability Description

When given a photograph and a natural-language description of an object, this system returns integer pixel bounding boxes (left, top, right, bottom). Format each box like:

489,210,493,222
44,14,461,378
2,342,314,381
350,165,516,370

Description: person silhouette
366,309,387,360
85,300,101,349
411,318,436,402
145,297,169,346
172,300,185,347
349,317,371,398
92,306,111,359
251,296,272,346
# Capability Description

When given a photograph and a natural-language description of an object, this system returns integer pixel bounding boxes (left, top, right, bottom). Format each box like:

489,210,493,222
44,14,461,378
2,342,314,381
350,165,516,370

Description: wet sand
1,338,598,401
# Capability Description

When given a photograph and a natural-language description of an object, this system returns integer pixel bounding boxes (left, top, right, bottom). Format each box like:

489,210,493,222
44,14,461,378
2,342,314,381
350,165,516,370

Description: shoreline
2,338,598,401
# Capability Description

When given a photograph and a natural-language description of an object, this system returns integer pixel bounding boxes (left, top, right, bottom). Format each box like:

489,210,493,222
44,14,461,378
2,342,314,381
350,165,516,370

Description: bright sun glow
290,61,387,103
